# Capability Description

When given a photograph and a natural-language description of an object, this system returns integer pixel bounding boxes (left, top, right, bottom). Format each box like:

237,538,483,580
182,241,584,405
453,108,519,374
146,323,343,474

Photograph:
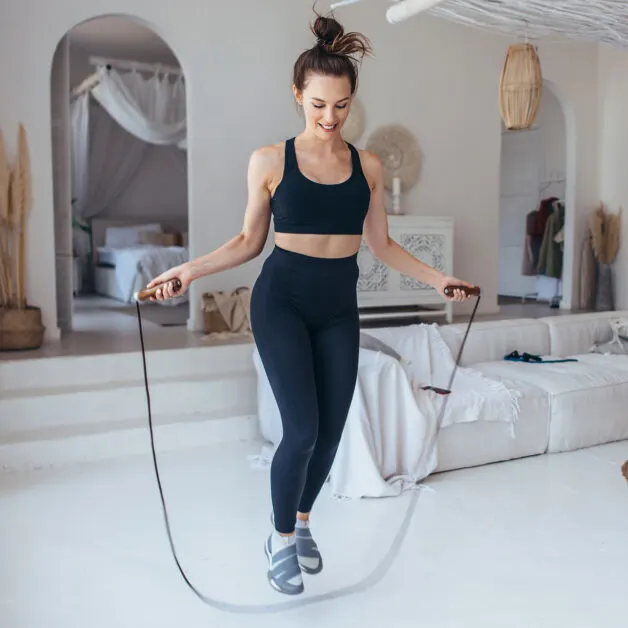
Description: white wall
0,0,600,339
597,45,628,311
535,87,567,185
69,42,188,224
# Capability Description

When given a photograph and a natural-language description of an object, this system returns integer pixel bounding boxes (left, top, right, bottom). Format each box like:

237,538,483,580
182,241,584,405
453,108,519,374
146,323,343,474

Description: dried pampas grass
0,123,33,309
589,202,622,265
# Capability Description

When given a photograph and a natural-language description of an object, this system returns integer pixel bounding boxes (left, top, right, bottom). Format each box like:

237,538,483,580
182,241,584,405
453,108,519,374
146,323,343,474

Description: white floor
1,437,627,628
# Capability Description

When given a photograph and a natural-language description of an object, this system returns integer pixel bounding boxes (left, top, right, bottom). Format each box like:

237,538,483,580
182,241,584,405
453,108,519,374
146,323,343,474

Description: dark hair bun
310,12,372,59
292,10,372,96
312,15,344,47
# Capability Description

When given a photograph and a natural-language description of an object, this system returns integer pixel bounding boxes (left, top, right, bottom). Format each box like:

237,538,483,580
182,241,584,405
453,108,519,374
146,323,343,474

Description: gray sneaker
295,522,323,574
264,533,304,595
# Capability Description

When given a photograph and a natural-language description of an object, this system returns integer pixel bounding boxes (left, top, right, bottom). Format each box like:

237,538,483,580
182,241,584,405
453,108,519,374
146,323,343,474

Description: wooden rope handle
134,278,182,303
443,285,481,298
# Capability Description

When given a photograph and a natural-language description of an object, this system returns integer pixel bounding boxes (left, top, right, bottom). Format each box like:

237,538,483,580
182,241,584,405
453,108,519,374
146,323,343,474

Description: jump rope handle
443,285,481,298
134,278,182,303
422,283,481,395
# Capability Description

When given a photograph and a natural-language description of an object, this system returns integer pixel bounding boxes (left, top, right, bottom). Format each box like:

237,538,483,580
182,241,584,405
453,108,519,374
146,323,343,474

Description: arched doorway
497,80,574,311
50,15,189,337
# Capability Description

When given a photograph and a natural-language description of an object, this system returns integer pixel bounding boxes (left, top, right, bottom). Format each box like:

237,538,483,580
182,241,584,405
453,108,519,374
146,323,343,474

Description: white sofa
437,310,628,469
253,310,628,497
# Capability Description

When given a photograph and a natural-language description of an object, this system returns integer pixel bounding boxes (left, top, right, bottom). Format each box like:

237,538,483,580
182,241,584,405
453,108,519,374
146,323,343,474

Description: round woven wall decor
499,42,543,130
365,124,422,191
342,96,366,143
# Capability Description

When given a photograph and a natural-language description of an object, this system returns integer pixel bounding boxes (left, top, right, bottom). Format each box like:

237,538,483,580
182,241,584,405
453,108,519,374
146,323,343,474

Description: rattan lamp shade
499,43,543,130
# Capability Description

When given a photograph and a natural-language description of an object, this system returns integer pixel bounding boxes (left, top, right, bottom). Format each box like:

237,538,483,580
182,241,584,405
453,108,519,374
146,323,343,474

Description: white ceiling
67,2,628,65
69,16,179,64
427,0,628,49
328,1,628,50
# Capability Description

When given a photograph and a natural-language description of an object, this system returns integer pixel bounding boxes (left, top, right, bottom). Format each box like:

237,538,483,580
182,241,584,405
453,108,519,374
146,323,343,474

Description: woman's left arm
361,151,476,302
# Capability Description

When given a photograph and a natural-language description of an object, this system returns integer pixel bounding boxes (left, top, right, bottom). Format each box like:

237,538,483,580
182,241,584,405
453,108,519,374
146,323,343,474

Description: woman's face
294,73,353,139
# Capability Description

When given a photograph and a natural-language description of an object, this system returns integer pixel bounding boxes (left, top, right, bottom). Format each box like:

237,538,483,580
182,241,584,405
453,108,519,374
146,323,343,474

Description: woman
148,12,475,596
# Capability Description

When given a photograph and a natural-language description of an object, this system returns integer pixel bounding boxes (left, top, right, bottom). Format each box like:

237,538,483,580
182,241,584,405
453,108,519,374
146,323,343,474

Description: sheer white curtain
91,65,186,147
83,102,149,219
70,64,188,250
70,92,90,218
71,96,149,256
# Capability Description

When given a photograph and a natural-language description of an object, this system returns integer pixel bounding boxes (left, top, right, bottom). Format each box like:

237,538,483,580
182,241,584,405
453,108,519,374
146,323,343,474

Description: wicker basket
0,306,45,351
499,43,543,130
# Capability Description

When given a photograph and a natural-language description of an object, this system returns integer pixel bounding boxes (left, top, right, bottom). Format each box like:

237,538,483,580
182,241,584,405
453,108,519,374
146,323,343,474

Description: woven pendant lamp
499,43,543,130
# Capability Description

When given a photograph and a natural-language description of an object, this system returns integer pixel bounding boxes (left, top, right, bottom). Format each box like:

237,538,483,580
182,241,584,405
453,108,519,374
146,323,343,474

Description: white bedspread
251,323,520,500
110,245,188,305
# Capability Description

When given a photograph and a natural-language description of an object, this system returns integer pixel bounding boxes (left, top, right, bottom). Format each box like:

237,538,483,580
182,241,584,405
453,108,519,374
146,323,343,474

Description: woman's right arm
147,146,276,299
185,147,275,281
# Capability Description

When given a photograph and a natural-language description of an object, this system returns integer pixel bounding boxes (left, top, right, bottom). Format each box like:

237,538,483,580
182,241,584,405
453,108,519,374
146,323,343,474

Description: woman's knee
279,426,318,459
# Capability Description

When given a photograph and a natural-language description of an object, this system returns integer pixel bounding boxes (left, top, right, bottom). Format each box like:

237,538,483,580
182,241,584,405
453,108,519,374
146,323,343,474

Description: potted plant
0,123,45,351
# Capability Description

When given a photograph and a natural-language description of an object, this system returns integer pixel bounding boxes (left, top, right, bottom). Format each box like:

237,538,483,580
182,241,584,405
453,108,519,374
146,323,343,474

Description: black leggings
251,245,360,534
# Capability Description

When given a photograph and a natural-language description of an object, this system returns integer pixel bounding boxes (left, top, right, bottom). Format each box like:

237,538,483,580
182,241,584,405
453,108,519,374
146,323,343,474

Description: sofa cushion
472,357,628,452
438,318,550,367
539,310,628,356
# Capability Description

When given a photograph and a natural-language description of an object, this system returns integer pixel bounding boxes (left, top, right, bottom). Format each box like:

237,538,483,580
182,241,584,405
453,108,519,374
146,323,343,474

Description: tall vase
595,263,615,311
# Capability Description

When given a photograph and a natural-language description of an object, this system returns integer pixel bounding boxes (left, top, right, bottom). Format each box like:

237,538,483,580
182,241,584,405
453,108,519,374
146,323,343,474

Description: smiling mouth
319,123,337,131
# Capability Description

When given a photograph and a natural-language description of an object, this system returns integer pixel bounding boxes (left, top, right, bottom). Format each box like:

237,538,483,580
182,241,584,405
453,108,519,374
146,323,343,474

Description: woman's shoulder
249,141,285,172
354,147,382,173
354,146,383,189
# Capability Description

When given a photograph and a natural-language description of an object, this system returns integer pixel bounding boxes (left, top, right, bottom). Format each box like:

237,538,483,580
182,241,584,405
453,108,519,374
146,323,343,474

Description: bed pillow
105,223,162,248
139,231,179,246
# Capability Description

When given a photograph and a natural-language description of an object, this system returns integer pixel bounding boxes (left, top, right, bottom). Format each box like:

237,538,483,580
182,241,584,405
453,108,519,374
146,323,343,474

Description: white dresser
357,215,454,323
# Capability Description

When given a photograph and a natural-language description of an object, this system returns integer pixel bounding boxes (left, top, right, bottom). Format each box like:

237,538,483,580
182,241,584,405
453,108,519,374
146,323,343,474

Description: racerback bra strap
283,138,297,174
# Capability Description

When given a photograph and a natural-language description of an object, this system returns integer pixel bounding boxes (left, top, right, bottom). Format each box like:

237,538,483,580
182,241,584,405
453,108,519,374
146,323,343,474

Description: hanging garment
522,197,557,276
537,200,565,278
534,197,557,235
522,209,542,275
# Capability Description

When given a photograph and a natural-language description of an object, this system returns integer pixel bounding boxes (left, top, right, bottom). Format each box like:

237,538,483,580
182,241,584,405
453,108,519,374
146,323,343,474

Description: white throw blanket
113,245,189,305
251,323,520,500
364,324,521,430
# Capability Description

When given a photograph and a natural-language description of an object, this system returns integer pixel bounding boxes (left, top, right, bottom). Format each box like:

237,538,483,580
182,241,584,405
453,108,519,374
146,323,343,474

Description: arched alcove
497,79,576,311
50,14,190,336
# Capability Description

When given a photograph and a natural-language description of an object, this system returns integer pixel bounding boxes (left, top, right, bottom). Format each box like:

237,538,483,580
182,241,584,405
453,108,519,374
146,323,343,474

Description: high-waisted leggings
250,245,360,534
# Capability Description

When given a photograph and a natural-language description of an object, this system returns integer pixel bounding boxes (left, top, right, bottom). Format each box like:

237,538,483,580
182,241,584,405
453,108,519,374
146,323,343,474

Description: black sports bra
270,137,371,235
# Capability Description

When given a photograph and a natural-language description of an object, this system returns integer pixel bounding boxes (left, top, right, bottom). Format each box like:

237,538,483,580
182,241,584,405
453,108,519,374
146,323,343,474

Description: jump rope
133,278,481,614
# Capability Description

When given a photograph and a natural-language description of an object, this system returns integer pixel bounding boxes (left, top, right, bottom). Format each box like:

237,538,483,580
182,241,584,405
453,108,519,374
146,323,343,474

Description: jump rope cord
134,292,480,614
